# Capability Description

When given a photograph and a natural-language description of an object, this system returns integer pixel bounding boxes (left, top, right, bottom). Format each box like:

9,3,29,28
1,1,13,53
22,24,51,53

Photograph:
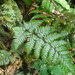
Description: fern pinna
11,17,75,74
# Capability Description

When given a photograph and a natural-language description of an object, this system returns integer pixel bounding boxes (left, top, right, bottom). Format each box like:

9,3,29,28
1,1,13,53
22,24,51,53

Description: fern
11,20,43,50
0,50,13,66
41,0,51,12
0,26,11,38
39,64,48,75
54,0,70,10
0,0,74,74
11,17,75,74
0,41,7,50
0,0,22,29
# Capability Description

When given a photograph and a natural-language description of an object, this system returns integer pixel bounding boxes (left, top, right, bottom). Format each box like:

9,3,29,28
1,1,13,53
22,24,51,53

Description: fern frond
0,41,7,50
11,20,69,59
0,26,11,38
49,57,75,75
0,0,22,29
25,37,35,54
12,19,75,74
0,50,13,66
39,64,48,75
11,20,43,50
11,27,31,50
34,39,44,58
29,10,42,14
31,14,47,20
41,43,50,60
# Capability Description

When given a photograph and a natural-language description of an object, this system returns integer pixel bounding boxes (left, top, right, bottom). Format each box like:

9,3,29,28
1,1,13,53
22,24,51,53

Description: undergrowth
0,0,75,75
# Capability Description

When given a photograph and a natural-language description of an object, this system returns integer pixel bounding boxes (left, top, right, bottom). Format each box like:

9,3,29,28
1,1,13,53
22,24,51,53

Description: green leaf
23,0,32,6
0,0,23,29
0,41,7,50
41,0,51,12
42,43,50,60
29,10,42,14
34,39,44,58
50,65,65,75
0,50,13,66
39,64,48,75
11,20,43,50
54,0,70,10
11,27,31,50
24,37,35,54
